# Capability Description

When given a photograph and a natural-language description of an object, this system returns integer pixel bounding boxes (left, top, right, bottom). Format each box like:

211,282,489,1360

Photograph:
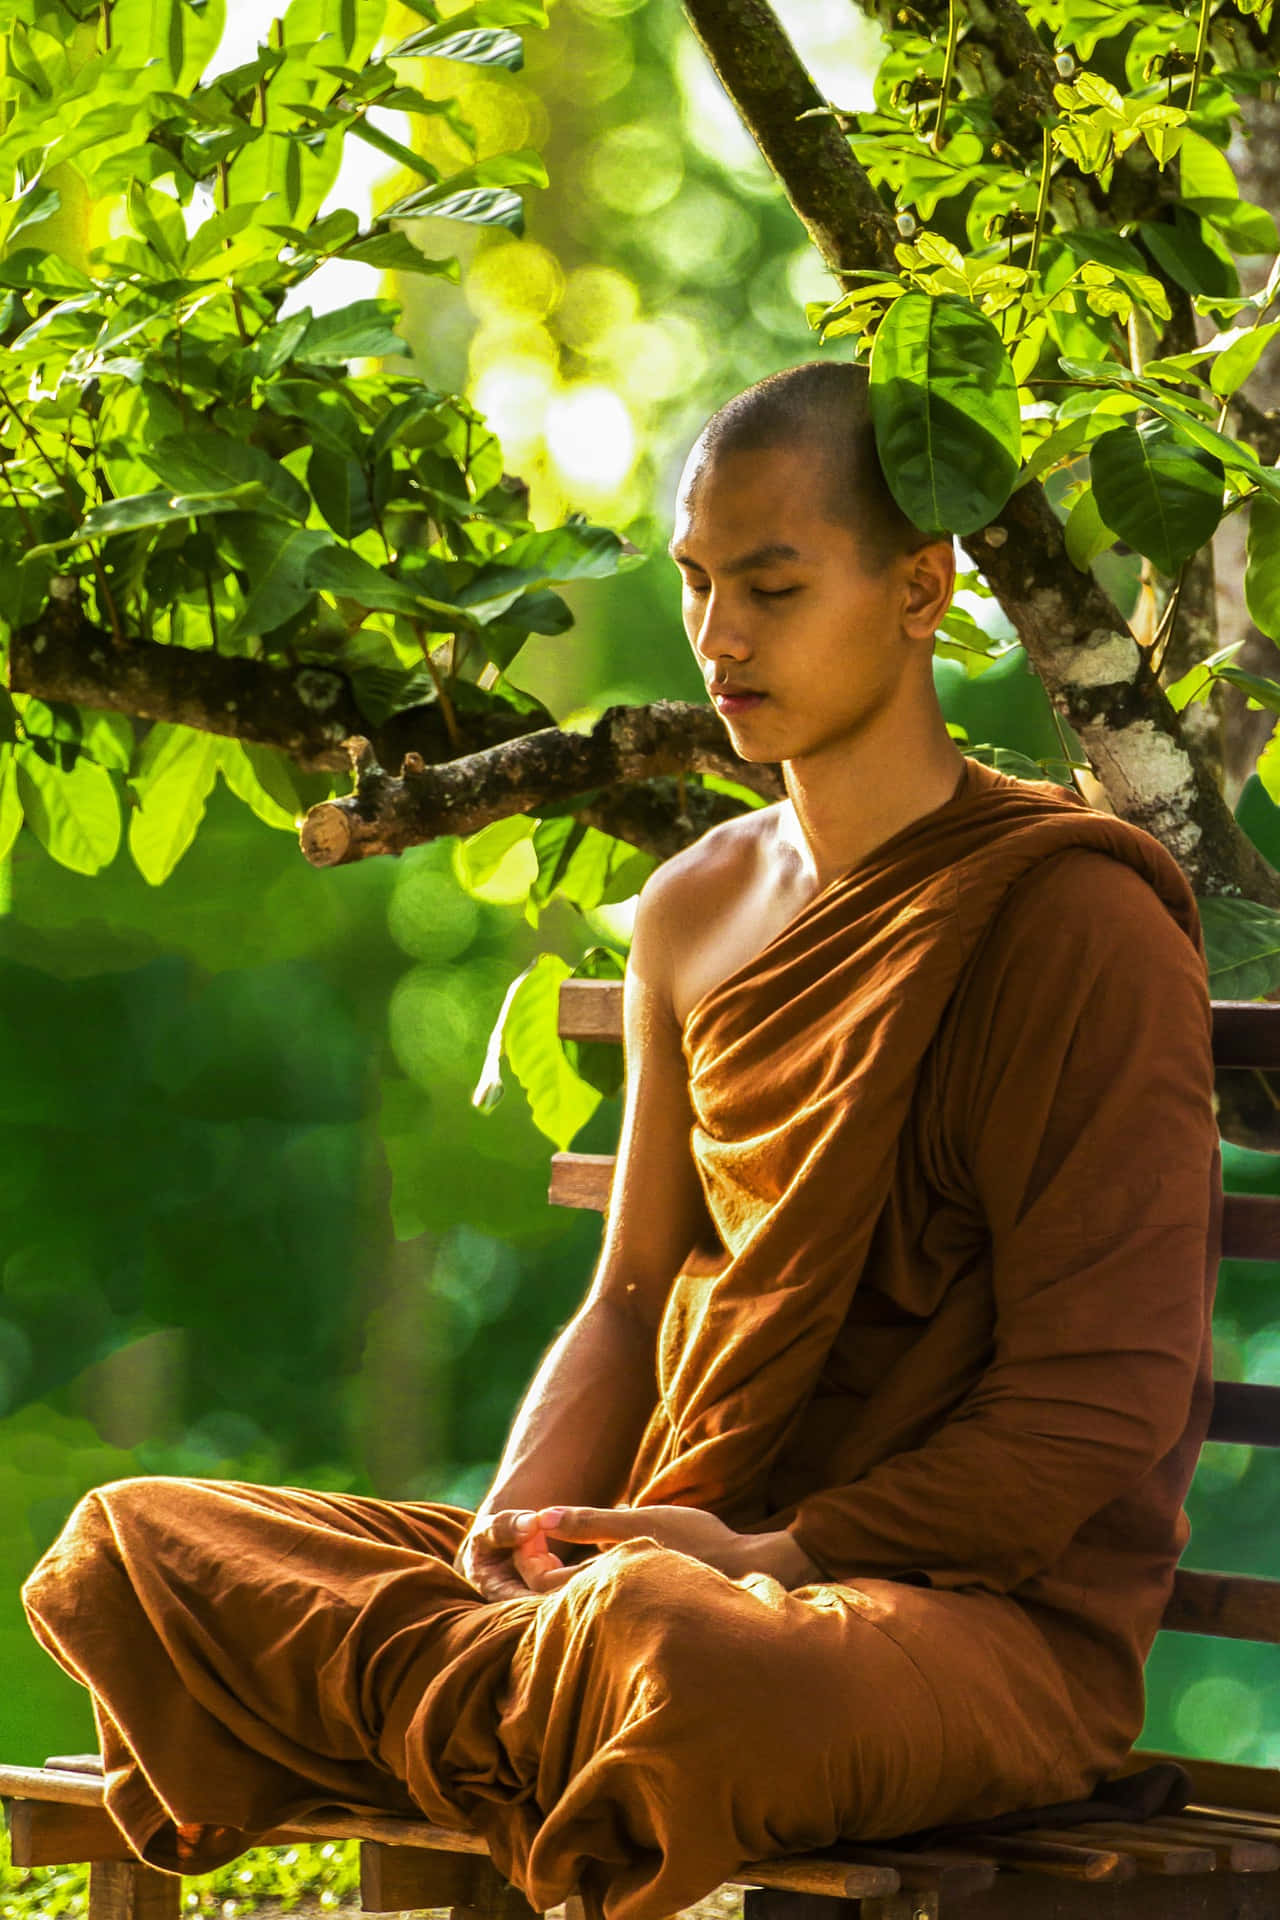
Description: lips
711,683,766,714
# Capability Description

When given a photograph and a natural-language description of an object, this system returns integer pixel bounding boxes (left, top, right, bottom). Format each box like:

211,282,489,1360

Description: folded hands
456,1503,823,1602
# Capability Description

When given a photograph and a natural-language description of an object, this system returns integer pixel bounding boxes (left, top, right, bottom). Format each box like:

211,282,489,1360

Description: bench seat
8,1754,1280,1920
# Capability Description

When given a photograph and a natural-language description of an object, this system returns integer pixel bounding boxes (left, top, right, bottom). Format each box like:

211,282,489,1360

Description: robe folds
23,756,1221,1920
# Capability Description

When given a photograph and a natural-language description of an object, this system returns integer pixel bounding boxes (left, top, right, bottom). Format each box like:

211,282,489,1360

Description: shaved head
686,362,926,572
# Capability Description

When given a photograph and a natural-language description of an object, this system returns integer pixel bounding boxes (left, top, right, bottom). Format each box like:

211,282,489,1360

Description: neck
779,701,966,891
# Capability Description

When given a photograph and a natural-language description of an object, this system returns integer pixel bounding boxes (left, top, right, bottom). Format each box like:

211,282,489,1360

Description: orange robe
23,758,1220,1920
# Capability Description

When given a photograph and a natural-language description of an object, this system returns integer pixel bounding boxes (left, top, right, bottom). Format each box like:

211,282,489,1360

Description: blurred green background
4,0,1279,1785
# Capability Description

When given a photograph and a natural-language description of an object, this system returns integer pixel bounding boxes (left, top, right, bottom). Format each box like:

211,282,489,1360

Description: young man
24,363,1220,1920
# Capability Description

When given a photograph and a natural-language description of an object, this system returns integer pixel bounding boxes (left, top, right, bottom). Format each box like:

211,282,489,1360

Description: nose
688,584,751,672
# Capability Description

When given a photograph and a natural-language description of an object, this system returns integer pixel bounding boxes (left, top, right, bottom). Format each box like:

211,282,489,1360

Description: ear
901,537,956,641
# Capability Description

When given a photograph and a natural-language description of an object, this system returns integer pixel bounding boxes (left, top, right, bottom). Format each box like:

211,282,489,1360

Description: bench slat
1222,1195,1280,1261
1207,1382,1280,1447
1210,1003,1280,1069
558,979,623,1043
1133,1819,1280,1871
1163,1570,1280,1642
549,1152,613,1211
556,986,1280,1063
1042,1825,1213,1873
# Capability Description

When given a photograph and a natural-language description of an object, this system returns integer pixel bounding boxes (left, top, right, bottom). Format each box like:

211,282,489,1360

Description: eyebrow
666,540,805,574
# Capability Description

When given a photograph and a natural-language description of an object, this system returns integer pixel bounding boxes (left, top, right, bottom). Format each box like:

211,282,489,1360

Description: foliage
0,1825,360,1919
812,0,1280,596
0,0,637,884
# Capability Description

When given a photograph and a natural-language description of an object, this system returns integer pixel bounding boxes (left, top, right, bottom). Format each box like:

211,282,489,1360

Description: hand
517,1503,823,1592
453,1508,572,1603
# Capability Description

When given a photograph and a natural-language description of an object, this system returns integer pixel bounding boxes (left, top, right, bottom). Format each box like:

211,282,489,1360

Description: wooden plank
1212,1003,1280,1070
1131,1818,1280,1870
1042,1825,1213,1873
1185,1807,1280,1836
958,1834,1134,1882
553,992,1280,1060
285,1810,490,1852
736,1858,900,1898
548,1152,613,1212
0,1766,107,1808
920,1868,1280,1919
1207,1381,1280,1447
9,1799,132,1867
1221,1196,1280,1262
87,1861,180,1920
558,979,622,1044
1129,1751,1280,1819
1161,1569,1280,1642
825,1844,996,1897
360,1843,534,1916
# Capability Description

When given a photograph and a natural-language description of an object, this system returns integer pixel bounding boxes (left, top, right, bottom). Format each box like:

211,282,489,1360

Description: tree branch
681,0,1279,903
299,707,784,866
7,597,782,863
679,0,899,282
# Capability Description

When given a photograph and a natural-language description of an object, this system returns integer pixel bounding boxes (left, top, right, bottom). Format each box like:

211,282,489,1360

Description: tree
4,0,1280,1144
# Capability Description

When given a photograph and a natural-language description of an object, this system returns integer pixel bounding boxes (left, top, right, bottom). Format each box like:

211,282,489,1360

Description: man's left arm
778,847,1219,1593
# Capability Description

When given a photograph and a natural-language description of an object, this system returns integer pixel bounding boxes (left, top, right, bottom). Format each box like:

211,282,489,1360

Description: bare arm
457,861,716,1598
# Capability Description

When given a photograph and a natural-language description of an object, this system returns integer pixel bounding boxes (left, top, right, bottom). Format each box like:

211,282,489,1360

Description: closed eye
753,586,799,599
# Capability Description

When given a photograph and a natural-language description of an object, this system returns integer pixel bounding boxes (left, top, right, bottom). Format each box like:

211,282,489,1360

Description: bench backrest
549,981,1280,1649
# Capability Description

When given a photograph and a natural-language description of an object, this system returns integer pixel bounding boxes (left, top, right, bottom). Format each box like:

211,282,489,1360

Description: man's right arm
457,858,714,1600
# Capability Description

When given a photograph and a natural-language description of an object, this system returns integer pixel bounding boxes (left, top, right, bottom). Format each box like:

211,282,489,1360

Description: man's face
668,440,941,766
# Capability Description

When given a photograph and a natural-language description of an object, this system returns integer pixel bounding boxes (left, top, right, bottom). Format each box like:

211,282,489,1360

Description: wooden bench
6,987,1280,1920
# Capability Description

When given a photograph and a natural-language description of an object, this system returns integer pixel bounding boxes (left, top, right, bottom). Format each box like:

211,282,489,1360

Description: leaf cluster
0,0,640,882
809,0,1280,606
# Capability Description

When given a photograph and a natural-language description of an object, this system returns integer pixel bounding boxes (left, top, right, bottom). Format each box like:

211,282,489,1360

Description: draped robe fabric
22,757,1221,1920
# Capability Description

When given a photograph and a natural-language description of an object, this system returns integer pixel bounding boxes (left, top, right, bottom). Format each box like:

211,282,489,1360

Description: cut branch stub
298,703,784,866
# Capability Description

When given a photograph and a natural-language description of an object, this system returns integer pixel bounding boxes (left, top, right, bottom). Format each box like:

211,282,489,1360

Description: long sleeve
785,846,1220,1594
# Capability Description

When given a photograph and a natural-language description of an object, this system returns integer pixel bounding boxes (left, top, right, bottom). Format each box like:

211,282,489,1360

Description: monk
23,361,1220,1920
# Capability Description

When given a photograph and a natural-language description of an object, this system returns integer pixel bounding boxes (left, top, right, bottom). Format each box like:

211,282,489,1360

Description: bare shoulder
629,803,783,1014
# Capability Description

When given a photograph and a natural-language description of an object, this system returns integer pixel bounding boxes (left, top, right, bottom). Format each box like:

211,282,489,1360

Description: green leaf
868,292,1021,536
15,742,122,876
78,710,135,773
147,430,311,522
295,298,410,363
1179,130,1238,204
1017,416,1091,490
379,184,526,231
0,747,23,865
337,231,458,279
1089,423,1223,575
1257,721,1280,809
7,181,61,248
1063,485,1117,569
1246,497,1280,642
963,743,1055,782
216,738,302,831
386,22,524,64
220,519,331,639
491,953,600,1148
1197,199,1280,256
126,720,220,884
68,489,260,542
1198,895,1280,1000
455,815,537,896
1209,320,1280,397
455,523,628,618
303,544,436,614
1139,209,1239,301
308,446,374,539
